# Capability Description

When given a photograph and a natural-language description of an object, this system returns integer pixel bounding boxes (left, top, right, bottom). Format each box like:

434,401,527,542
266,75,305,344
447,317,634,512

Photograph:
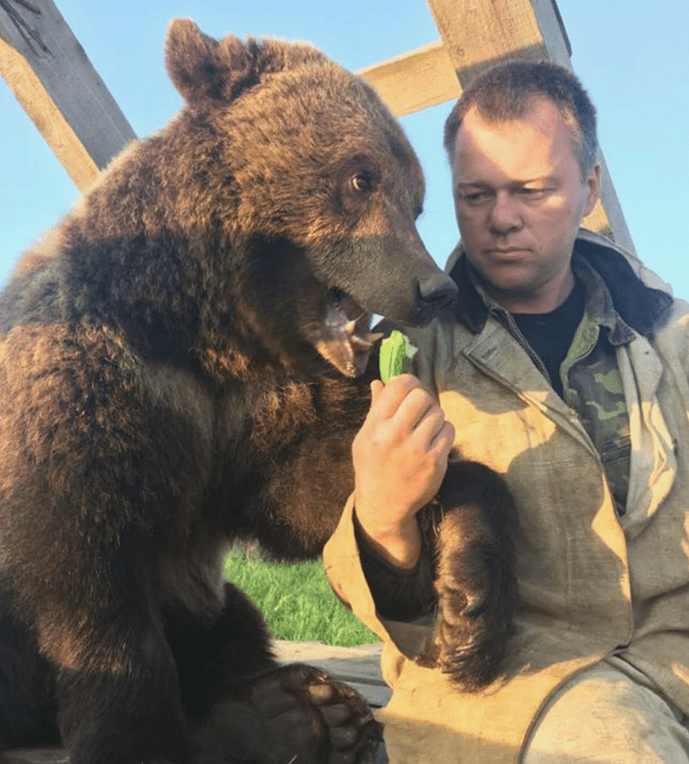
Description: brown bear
0,16,521,764
0,17,471,764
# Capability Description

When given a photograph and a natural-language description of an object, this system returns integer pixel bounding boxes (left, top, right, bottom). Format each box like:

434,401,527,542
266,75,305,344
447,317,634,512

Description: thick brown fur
416,460,519,689
0,18,515,764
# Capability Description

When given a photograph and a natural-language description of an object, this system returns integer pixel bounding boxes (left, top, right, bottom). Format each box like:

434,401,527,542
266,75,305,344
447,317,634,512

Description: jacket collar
446,228,673,338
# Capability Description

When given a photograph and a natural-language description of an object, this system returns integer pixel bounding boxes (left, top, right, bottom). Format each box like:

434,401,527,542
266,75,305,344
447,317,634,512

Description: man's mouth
486,247,531,257
316,289,383,376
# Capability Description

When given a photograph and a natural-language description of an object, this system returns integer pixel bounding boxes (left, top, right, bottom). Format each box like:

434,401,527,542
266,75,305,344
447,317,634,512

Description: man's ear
583,163,601,217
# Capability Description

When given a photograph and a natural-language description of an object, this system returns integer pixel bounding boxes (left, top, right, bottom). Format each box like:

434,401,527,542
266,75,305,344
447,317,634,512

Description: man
323,61,689,763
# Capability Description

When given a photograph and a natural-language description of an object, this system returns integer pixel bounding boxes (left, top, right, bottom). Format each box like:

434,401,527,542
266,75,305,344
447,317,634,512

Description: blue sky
1,1,687,298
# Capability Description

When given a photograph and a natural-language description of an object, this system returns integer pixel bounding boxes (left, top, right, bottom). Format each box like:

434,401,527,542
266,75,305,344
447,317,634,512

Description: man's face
451,97,600,313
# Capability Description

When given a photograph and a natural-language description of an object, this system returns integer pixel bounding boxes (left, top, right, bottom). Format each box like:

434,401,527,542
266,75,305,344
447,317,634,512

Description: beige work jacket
324,230,689,763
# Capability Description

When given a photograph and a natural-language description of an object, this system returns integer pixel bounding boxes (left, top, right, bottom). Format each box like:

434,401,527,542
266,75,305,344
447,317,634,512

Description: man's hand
352,374,455,570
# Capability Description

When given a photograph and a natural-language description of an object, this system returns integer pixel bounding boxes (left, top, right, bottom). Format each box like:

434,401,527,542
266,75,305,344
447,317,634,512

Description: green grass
224,547,379,647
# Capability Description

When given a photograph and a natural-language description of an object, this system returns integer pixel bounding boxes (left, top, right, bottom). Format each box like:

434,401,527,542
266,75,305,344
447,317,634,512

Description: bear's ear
165,18,257,106
165,19,330,107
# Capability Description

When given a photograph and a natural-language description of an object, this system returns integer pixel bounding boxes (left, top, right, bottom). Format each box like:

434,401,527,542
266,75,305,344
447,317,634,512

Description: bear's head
73,20,455,380
164,20,458,377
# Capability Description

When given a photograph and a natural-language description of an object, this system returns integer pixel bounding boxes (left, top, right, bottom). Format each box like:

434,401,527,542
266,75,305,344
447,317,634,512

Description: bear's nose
415,272,458,312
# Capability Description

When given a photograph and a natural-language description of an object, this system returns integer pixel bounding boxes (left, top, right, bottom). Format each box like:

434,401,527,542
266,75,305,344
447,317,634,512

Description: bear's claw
198,663,382,764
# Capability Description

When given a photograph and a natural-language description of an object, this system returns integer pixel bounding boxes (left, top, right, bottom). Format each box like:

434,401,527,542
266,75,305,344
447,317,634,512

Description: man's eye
459,190,490,204
516,187,547,198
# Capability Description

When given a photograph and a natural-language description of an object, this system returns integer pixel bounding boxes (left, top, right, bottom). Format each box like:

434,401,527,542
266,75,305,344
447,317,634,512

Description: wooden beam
357,40,461,116
425,0,568,84
357,0,571,112
274,639,390,707
0,0,136,191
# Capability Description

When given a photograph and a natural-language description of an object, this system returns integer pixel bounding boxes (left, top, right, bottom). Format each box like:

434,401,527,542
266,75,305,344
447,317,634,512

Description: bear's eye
350,172,375,193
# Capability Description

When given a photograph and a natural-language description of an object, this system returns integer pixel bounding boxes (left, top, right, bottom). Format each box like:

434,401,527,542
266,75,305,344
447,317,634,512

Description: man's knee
522,659,689,763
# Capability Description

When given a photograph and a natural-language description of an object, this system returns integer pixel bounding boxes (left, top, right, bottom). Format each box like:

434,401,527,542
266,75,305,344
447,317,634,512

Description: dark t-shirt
512,278,585,398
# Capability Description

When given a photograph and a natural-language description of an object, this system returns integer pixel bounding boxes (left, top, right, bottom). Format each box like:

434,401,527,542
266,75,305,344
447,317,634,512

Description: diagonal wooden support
0,0,136,191
357,40,462,117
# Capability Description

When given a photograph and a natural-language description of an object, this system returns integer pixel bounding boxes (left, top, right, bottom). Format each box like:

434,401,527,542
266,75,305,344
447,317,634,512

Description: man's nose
488,191,523,234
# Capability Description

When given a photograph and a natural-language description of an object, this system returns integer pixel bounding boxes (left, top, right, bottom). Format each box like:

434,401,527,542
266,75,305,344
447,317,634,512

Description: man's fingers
395,387,439,434
408,409,455,472
368,376,450,448
370,379,384,406
431,420,456,457
412,405,449,447
369,374,422,420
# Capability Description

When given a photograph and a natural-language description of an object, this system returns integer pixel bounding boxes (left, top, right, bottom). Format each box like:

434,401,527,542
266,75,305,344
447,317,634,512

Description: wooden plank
357,39,461,116
273,639,390,707
0,0,136,191
358,0,571,113
427,0,550,81
0,36,99,190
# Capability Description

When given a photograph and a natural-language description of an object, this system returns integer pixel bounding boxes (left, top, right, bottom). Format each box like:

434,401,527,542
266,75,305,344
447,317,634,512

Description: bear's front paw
432,543,512,691
417,460,518,691
199,663,381,764
428,504,517,690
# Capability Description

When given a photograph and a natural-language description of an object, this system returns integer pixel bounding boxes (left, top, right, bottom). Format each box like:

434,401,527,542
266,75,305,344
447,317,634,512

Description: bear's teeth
349,331,383,351
344,319,382,342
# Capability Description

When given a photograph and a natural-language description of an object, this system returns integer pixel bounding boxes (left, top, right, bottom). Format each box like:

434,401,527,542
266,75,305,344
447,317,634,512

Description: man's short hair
443,60,598,177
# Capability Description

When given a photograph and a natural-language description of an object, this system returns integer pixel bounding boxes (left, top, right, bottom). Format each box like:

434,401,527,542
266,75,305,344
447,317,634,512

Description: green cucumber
379,330,418,383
